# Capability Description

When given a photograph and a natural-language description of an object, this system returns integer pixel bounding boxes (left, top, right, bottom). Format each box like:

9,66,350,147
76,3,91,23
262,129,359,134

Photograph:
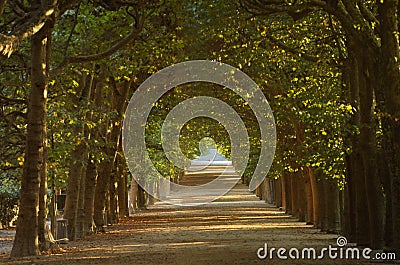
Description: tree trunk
63,143,86,240
353,149,370,245
289,173,296,216
356,48,384,249
265,179,274,204
82,74,99,235
378,1,400,250
283,171,291,213
317,179,326,230
76,160,87,239
305,167,320,225
109,170,118,224
275,178,282,208
304,168,313,225
343,49,368,245
63,72,93,240
83,157,97,234
93,79,130,229
271,179,276,204
137,185,147,209
117,153,128,217
326,179,340,234
256,180,264,200
38,38,50,248
123,173,129,216
342,154,357,243
129,178,139,214
117,173,127,218
379,149,393,246
296,172,306,222
38,137,49,251
76,73,95,238
94,161,112,230
147,182,156,206
11,23,50,257
308,167,319,226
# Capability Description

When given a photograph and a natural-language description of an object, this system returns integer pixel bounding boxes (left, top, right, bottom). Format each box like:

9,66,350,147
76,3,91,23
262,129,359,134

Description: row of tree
245,0,400,251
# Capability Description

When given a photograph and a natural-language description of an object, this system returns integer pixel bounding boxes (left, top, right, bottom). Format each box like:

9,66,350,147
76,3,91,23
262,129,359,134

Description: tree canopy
1,0,399,256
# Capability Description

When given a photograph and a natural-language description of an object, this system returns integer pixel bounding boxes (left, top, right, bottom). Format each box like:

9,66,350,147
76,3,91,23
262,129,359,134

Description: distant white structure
190,148,232,166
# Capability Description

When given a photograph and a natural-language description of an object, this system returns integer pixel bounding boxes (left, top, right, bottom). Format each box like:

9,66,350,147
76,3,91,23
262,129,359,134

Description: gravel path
0,229,15,255
1,183,397,264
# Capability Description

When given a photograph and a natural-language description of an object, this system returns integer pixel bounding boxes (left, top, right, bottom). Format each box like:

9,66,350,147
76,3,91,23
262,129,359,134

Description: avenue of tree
0,0,399,257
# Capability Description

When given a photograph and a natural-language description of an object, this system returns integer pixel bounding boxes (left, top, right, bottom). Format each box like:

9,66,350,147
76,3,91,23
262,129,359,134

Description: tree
241,0,400,250
0,0,158,257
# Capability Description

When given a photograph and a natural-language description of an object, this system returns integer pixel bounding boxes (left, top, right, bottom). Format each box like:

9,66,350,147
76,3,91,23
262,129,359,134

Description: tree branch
9,0,27,17
62,2,81,55
328,14,346,64
51,21,143,76
334,0,379,48
262,32,320,62
240,0,379,49
357,1,379,25
0,3,57,58
0,95,27,104
240,0,323,18
0,0,7,16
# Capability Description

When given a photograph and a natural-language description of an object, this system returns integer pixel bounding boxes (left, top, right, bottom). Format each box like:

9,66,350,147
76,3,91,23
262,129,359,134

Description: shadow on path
1,182,390,264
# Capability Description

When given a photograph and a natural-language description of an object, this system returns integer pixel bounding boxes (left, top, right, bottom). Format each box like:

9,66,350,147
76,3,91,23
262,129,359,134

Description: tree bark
94,161,112,230
38,23,51,251
317,179,326,230
117,151,128,217
137,185,147,210
265,179,274,204
355,47,384,249
377,0,400,250
308,167,319,226
283,171,291,213
341,55,358,243
63,72,93,240
289,173,298,218
304,168,313,225
63,144,86,240
83,157,97,234
93,80,130,229
296,172,306,222
38,131,48,251
76,159,87,239
117,172,127,218
82,74,100,235
129,178,139,214
109,169,118,224
342,154,357,243
379,149,393,246
11,22,50,257
275,178,282,208
353,149,370,245
255,180,263,199
326,179,340,234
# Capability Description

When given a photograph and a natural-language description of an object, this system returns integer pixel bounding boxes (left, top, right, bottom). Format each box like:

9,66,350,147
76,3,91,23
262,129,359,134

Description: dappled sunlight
1,182,357,265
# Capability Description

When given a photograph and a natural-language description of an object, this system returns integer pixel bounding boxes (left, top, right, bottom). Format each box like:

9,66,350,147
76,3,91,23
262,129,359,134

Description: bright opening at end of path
122,60,276,206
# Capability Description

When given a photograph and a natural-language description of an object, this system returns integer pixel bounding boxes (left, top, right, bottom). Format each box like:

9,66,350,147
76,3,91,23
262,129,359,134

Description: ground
0,183,398,264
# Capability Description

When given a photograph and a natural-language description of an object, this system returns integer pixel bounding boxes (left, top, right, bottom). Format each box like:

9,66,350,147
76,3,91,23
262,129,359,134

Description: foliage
2,0,351,188
1,0,353,192
0,178,19,228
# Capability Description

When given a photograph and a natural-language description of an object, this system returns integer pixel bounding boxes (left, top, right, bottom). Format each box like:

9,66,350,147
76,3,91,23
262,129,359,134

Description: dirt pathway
1,183,396,264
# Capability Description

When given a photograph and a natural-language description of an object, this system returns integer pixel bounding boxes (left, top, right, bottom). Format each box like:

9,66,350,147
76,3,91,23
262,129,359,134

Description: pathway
1,174,393,264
